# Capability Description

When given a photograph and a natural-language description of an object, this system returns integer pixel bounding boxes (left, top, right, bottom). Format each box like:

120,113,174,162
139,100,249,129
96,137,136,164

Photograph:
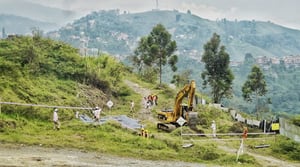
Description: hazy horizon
0,0,299,30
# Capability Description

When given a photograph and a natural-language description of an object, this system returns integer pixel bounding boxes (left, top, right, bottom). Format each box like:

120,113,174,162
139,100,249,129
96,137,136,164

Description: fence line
181,132,277,143
182,132,276,136
183,137,275,142
0,101,93,110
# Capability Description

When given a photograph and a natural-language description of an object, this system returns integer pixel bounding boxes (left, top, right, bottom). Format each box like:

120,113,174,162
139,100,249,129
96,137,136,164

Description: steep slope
0,35,130,119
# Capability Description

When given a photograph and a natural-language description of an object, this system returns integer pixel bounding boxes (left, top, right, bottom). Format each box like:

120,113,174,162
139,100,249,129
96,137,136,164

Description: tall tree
242,65,268,119
132,24,177,85
201,33,234,103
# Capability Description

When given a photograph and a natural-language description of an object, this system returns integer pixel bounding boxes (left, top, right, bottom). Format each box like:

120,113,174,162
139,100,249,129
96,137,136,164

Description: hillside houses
231,55,300,68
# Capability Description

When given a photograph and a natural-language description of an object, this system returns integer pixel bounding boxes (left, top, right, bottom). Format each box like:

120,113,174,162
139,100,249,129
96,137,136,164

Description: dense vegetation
0,35,131,119
201,33,234,103
132,24,178,85
227,56,300,115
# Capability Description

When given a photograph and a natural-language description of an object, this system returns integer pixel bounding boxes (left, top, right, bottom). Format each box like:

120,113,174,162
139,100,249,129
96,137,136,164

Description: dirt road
0,143,203,167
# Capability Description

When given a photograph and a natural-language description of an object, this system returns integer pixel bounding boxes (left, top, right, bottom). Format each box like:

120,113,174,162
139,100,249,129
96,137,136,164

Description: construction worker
93,106,101,122
243,126,248,139
144,129,149,138
53,108,60,130
130,100,135,112
140,127,145,137
211,120,216,138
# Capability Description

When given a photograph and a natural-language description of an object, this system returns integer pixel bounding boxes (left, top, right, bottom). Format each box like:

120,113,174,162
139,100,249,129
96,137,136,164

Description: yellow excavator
157,80,198,131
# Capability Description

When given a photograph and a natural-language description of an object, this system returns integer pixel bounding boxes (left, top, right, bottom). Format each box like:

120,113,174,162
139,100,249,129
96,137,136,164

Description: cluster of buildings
231,55,300,68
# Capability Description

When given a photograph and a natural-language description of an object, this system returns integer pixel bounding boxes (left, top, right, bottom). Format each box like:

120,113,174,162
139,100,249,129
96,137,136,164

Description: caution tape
0,101,93,110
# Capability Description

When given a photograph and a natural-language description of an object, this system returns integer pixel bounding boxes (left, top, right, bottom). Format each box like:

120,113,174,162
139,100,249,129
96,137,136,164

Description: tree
242,65,268,119
132,24,177,86
171,69,192,87
201,33,234,103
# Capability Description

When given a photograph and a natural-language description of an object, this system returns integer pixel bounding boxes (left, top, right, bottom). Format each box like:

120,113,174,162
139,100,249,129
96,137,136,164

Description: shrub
272,137,300,161
291,115,300,126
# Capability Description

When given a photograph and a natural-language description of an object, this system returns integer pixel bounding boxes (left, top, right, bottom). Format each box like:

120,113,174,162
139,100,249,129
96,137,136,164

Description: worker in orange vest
243,126,248,139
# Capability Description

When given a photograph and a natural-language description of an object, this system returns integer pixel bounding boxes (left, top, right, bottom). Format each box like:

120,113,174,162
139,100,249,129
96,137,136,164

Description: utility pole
156,0,159,10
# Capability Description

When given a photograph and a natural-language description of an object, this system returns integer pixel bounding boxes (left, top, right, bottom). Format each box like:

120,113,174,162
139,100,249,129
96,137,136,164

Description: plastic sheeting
79,114,142,130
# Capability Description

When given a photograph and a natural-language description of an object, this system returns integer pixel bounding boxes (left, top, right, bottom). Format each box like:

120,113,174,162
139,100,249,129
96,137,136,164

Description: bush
272,137,300,161
238,154,257,163
229,122,243,133
202,150,220,160
291,115,300,126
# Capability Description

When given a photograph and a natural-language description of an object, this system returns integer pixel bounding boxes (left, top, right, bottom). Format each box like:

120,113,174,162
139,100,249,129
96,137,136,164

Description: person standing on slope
211,120,216,138
53,108,60,130
93,106,101,122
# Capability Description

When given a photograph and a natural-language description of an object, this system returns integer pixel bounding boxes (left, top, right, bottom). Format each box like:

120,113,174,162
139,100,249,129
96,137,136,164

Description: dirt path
124,80,156,122
0,143,203,167
217,141,299,167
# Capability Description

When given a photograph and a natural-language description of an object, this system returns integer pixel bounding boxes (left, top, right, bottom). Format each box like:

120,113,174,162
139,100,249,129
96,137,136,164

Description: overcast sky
22,0,300,30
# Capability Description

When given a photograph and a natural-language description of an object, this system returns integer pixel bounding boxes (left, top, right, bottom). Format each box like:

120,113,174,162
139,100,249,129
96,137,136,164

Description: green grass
0,114,260,166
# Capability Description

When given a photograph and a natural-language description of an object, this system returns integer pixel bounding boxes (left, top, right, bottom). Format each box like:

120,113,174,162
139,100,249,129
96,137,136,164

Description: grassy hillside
0,36,299,166
0,35,133,118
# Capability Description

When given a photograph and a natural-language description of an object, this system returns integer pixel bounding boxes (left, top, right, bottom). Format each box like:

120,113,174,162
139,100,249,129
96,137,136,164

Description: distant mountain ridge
0,14,57,35
48,10,300,61
0,0,79,30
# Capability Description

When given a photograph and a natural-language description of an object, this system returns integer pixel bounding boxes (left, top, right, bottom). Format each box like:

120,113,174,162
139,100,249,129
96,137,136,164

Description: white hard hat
54,108,58,112
95,106,99,109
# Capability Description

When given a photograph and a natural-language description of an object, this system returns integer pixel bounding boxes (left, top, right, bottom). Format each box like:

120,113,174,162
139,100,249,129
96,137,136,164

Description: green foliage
238,154,257,164
291,115,300,126
132,24,178,85
242,65,268,119
0,36,135,122
201,33,234,103
228,122,244,133
271,136,300,161
242,65,267,102
171,70,192,87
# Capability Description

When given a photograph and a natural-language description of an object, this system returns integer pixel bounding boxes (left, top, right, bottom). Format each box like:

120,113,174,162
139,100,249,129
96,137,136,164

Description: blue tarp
79,114,142,130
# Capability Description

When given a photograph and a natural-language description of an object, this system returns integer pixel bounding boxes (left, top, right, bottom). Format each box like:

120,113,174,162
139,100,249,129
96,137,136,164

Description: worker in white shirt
53,108,60,130
93,106,101,122
211,120,216,138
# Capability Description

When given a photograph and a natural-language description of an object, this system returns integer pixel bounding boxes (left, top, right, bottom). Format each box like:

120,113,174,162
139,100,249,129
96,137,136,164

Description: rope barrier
181,132,276,136
0,101,93,110
182,137,275,142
